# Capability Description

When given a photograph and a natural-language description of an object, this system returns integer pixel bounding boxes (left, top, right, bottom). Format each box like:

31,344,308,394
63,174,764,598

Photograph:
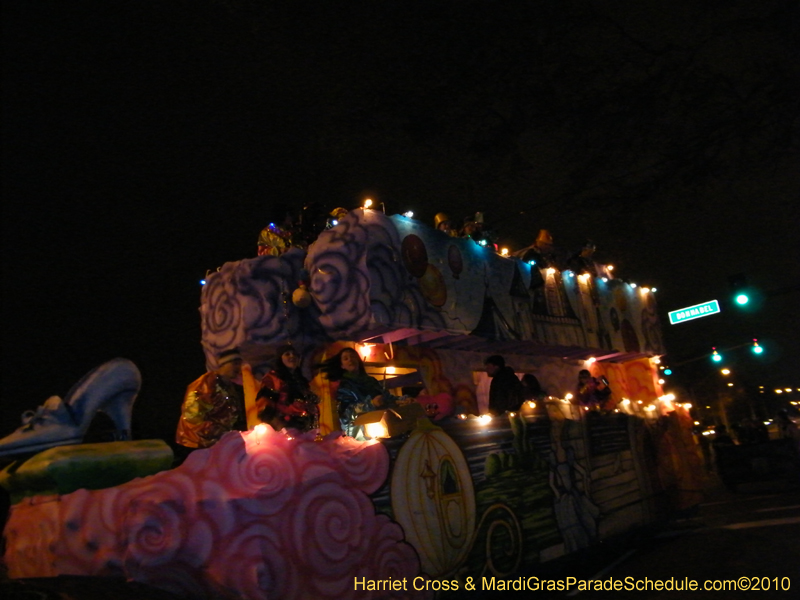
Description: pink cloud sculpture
4,428,422,599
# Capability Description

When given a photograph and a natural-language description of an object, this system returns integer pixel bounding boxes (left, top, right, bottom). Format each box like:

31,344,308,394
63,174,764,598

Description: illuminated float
2,209,704,598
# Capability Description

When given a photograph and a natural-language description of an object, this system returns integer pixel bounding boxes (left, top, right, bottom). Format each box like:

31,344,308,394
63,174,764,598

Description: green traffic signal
752,339,763,354
735,293,750,305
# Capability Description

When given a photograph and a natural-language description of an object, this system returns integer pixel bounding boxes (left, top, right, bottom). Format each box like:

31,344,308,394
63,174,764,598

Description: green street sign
668,300,721,325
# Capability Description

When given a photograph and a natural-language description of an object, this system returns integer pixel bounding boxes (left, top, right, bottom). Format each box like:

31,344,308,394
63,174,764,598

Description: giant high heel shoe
0,358,141,458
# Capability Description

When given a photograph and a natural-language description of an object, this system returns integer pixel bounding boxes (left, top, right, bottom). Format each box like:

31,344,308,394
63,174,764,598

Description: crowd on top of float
255,202,614,281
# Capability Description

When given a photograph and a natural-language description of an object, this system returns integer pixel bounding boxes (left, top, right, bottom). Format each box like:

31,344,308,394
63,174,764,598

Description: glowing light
363,198,373,209
630,283,637,288
775,389,783,394
622,399,631,405
752,340,763,354
642,287,650,293
585,357,596,364
653,357,661,364
786,388,793,392
735,293,749,305
683,403,692,409
651,287,657,292
721,369,730,375
200,279,206,285
658,378,665,384
500,247,509,256
583,406,589,411
711,348,722,362
566,271,574,277
547,267,556,275
385,366,396,374
508,412,516,417
565,393,574,401
478,414,492,425
458,413,468,419
254,423,268,444
601,277,608,282
528,260,537,266
527,401,536,409
637,400,643,404
478,239,487,246
694,421,700,425
359,344,374,360
403,211,414,218
664,369,672,375
364,422,388,439
331,219,338,226
607,265,614,271
727,383,734,387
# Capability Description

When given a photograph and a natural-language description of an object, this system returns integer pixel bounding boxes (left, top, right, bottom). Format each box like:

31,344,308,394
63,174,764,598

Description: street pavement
490,475,800,600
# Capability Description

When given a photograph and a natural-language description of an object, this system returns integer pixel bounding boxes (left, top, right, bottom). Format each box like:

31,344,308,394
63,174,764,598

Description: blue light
331,219,338,226
528,260,536,266
664,368,672,375
200,279,206,285
478,239,487,246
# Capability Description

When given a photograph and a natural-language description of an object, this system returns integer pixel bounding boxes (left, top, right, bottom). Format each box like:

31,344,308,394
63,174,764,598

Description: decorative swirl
207,523,298,600
200,261,244,358
55,488,123,576
366,516,423,584
330,438,391,494
290,477,371,575
211,431,297,516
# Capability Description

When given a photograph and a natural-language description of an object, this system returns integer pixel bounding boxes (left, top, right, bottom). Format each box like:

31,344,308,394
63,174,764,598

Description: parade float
2,209,704,599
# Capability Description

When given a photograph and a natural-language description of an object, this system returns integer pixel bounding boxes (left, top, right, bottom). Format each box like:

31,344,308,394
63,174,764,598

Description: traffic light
728,273,759,309
711,348,723,362
752,339,763,354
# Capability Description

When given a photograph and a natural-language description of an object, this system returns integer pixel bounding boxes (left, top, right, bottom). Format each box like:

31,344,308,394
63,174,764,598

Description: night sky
3,1,799,441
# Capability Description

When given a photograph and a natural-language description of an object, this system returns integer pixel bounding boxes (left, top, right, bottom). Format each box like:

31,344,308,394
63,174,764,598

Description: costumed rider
513,229,561,268
484,354,524,416
575,369,611,412
257,344,319,432
257,206,294,256
321,347,404,440
326,207,349,229
567,240,600,276
434,212,459,237
176,349,246,451
461,211,497,249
